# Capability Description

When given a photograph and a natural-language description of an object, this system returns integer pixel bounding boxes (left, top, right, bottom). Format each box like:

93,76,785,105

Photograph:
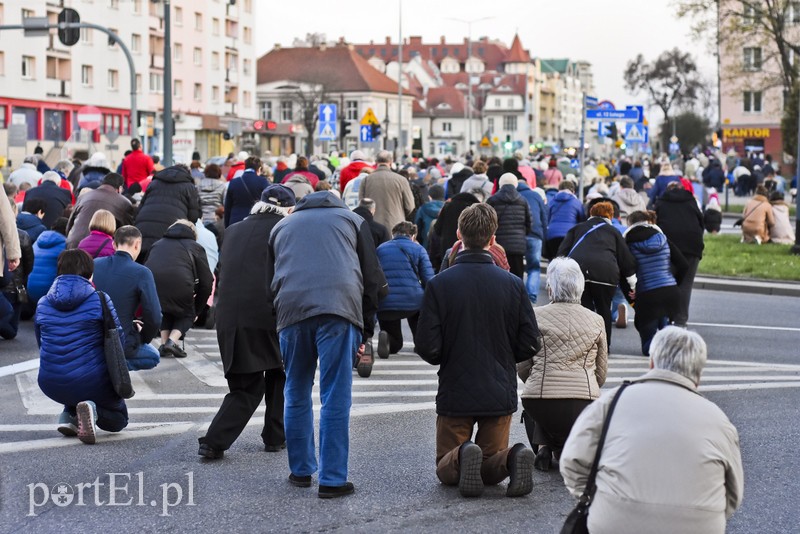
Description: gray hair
250,201,290,217
24,155,38,165
546,257,585,303
41,171,61,184
359,198,376,212
468,187,487,203
650,327,707,384
376,150,393,164
54,159,75,175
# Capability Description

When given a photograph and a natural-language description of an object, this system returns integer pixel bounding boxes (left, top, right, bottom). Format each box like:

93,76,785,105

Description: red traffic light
253,120,266,131
266,121,277,130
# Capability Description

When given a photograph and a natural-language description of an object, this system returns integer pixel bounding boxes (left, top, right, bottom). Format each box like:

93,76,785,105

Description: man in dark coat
93,225,162,371
444,163,474,199
198,185,296,460
135,165,201,262
66,173,134,248
224,156,269,227
487,173,532,279
702,158,726,191
655,182,705,326
353,198,390,248
431,191,481,271
416,203,541,498
23,172,72,229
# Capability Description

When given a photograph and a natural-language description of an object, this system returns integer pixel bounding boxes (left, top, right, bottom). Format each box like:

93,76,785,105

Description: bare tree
289,84,328,156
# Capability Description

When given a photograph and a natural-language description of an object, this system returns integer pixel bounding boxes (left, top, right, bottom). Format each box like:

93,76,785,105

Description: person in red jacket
120,139,154,190
338,150,374,193
225,151,249,181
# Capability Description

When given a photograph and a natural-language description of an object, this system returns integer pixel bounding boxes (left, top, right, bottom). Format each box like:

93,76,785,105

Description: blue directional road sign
318,103,337,141
626,105,644,124
597,100,615,140
625,122,648,144
586,109,640,122
570,158,580,169
585,96,598,109
360,124,373,143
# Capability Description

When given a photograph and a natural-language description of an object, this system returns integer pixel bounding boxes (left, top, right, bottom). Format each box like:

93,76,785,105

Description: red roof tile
506,34,530,63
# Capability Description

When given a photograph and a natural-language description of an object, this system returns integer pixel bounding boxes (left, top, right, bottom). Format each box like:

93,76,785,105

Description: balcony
150,54,164,69
225,68,239,86
45,79,71,98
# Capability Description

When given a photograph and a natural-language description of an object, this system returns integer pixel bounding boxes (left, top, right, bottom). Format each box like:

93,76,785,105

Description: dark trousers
675,256,700,326
435,415,512,486
634,285,681,355
544,237,565,260
377,310,419,355
66,400,128,432
0,293,21,340
506,254,524,279
581,282,617,346
521,398,592,456
201,369,286,450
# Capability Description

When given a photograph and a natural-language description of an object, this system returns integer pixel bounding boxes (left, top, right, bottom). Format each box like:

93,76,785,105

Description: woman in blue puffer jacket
545,180,585,259
621,211,689,356
36,249,128,444
26,217,68,308
375,221,435,360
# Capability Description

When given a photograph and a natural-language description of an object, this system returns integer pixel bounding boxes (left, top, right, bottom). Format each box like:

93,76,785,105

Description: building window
194,12,202,31
442,47,449,56
242,58,250,76
743,47,762,71
494,98,501,108
345,100,358,120
243,27,252,44
212,18,220,36
487,117,494,133
173,42,182,62
21,8,34,19
442,122,452,132
108,69,118,90
281,101,293,122
244,0,252,13
503,115,517,131
243,91,252,107
260,101,273,120
0,52,5,77
211,52,220,70
132,0,142,15
131,33,141,53
743,91,762,112
791,2,800,23
212,85,220,103
80,27,92,44
135,73,142,94
174,6,183,25
149,72,163,93
81,65,92,86
109,0,119,9
194,83,202,101
193,47,202,66
21,55,35,79
507,98,514,108
173,79,182,99
742,4,757,25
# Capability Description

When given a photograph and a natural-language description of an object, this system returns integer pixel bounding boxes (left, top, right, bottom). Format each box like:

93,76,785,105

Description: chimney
274,43,281,50
386,36,391,44
410,36,422,46
319,42,327,51
440,36,446,44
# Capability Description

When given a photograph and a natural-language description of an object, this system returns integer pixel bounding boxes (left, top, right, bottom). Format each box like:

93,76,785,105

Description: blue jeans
127,342,160,371
610,287,626,322
0,293,21,340
524,237,543,303
280,315,360,486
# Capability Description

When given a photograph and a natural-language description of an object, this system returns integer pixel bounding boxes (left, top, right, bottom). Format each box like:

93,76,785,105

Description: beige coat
741,194,774,243
769,201,795,245
561,369,744,534
358,164,414,231
0,194,21,268
517,302,607,400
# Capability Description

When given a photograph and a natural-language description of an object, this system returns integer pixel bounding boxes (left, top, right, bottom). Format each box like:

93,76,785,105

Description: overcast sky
255,0,716,126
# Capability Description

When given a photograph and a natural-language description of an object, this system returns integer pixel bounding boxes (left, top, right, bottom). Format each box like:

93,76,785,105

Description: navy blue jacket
28,230,66,303
414,200,444,249
624,224,688,295
94,251,162,369
547,191,585,240
487,185,532,255
517,182,547,240
376,236,434,312
702,160,726,190
649,174,681,205
224,170,269,227
23,181,73,229
36,275,124,407
16,212,47,243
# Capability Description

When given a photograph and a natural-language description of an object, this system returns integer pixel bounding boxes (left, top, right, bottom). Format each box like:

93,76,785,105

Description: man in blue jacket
517,177,547,303
269,191,386,499
93,225,162,370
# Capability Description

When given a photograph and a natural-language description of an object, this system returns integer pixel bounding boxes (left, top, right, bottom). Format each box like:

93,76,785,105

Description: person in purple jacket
77,209,116,259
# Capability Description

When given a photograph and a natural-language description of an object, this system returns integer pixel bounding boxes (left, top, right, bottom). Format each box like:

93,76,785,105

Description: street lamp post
793,83,800,255
163,0,173,166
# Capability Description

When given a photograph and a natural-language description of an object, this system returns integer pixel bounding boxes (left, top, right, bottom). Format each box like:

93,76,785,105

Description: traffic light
341,119,351,139
605,122,618,141
504,135,512,151
371,124,382,137
57,8,81,46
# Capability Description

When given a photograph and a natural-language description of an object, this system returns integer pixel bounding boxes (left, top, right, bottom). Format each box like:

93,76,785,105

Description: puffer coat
196,177,227,223
36,275,124,407
625,224,678,294
548,191,585,239
376,236,435,312
487,184,532,255
28,230,67,303
135,166,201,255
518,302,607,400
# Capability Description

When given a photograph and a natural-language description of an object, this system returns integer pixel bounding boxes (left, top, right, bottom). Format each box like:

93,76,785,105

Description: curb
693,276,800,297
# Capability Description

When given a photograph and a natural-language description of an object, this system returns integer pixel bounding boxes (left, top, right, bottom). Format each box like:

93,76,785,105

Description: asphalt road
0,286,798,533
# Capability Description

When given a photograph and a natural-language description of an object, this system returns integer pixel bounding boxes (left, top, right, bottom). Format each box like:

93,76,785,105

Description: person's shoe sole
377,331,390,359
458,443,484,498
198,444,224,460
356,343,374,378
318,482,354,498
76,402,97,445
506,447,535,497
264,442,286,452
57,423,78,437
288,474,312,488
615,304,627,328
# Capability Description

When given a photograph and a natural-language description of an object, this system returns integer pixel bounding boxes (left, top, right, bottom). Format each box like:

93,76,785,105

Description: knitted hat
498,173,519,188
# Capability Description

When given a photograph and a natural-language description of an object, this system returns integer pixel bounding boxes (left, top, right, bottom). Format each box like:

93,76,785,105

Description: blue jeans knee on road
525,237,542,303
280,315,359,487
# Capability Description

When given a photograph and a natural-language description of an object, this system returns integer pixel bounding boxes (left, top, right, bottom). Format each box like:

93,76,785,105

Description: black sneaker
264,442,286,452
198,443,224,460
533,445,552,472
288,474,312,488
506,443,534,497
458,441,484,497
158,344,170,358
318,482,354,499
163,339,188,358
377,331,390,359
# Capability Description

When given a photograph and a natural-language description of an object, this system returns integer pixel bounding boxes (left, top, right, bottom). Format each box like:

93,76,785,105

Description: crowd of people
0,141,749,528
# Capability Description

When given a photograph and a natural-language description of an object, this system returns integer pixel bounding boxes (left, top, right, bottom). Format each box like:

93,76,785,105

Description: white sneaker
76,401,97,445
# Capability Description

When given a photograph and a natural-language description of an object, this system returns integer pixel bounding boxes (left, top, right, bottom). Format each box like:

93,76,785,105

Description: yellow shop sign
722,128,771,139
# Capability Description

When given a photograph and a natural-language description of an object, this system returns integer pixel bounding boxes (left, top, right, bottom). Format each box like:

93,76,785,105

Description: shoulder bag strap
567,223,605,257
92,238,112,259
741,201,765,223
579,380,632,506
96,290,114,330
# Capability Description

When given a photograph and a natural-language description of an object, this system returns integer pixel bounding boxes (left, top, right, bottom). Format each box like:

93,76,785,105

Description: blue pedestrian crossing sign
625,123,648,144
360,124,373,143
318,103,337,141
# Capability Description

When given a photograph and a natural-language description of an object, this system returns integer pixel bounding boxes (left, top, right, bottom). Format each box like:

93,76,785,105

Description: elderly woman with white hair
517,257,607,471
560,326,744,534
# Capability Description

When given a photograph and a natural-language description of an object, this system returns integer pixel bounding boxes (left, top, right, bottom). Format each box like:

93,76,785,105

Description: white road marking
173,346,227,387
0,359,39,378
687,321,800,333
